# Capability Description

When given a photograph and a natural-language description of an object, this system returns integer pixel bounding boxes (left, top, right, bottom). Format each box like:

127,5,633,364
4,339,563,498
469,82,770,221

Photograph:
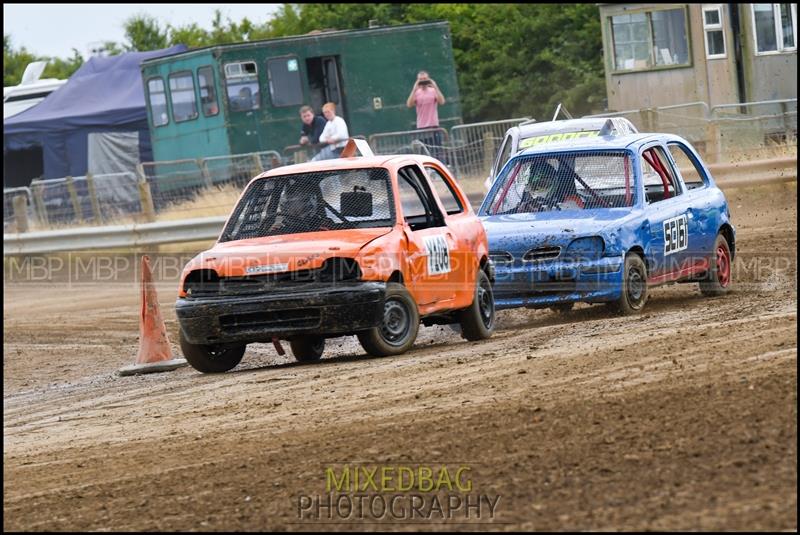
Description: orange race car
175,140,496,373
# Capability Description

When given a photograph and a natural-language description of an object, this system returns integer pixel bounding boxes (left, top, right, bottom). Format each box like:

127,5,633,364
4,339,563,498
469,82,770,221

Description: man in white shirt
312,102,350,161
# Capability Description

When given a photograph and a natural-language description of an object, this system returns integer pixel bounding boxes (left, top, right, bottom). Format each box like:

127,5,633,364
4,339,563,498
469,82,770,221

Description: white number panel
663,214,688,256
423,235,451,275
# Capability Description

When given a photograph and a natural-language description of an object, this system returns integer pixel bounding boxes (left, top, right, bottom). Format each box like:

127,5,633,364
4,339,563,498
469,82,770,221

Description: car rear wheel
357,283,419,357
607,253,648,315
179,330,246,373
459,269,496,341
699,233,732,297
290,336,325,362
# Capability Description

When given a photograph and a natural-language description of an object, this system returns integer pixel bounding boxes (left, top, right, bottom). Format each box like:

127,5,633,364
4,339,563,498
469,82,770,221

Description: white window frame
702,5,727,59
751,3,798,55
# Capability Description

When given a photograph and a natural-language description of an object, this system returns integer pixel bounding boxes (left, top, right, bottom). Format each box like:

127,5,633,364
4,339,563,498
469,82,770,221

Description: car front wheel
608,253,648,315
179,330,246,373
357,283,420,357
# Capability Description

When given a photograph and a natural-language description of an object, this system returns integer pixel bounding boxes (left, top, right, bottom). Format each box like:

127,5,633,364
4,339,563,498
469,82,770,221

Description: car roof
256,154,441,179
515,132,688,156
515,117,638,139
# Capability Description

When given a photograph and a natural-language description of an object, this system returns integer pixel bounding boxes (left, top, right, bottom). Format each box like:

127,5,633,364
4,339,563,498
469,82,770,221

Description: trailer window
169,71,198,123
197,66,219,117
147,78,169,127
225,61,260,112
266,56,304,107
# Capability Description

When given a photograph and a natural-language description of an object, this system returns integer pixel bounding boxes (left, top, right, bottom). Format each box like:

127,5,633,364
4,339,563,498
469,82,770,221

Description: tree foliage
4,5,607,121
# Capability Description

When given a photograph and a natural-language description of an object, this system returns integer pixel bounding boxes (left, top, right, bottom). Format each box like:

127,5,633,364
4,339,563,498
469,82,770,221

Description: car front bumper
176,281,386,345
492,255,624,310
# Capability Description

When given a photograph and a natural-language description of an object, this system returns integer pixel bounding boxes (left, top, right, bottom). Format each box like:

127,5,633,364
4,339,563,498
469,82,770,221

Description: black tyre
608,253,648,315
179,330,246,373
550,302,574,314
459,269,496,341
290,336,325,363
357,283,419,357
700,233,733,297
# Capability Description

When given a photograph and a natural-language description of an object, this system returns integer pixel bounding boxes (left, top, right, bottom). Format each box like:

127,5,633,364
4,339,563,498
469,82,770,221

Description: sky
4,3,283,59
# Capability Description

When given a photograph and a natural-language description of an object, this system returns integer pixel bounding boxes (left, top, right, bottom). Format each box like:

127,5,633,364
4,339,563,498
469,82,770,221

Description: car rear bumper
176,281,386,345
493,256,624,310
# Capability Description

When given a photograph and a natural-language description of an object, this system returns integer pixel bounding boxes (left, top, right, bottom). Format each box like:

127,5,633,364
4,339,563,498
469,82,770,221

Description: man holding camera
406,70,446,159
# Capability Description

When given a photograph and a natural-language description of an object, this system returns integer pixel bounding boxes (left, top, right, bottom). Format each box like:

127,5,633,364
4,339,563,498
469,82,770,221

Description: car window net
221,168,395,242
486,151,634,215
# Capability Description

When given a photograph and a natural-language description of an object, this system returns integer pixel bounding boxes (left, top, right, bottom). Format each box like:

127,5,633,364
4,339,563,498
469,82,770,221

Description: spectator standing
299,105,327,156
312,102,349,161
406,70,446,158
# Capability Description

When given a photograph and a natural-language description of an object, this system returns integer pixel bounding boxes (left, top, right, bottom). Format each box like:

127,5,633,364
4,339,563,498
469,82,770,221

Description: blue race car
478,126,735,314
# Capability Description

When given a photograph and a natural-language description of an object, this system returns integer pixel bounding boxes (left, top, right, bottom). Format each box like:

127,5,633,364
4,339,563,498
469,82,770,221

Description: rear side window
425,166,464,215
266,56,304,107
225,61,260,112
642,146,682,203
147,78,169,127
668,142,707,189
169,72,198,122
197,66,219,117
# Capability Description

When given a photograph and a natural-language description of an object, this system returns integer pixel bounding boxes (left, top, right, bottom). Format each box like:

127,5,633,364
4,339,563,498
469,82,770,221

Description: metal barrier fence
4,107,795,234
584,99,797,162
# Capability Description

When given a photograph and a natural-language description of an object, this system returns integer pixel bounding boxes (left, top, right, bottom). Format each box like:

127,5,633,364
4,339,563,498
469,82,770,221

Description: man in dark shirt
299,105,327,155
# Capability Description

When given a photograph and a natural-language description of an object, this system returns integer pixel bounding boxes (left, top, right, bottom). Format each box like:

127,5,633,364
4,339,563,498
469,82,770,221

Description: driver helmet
281,181,318,219
527,160,557,198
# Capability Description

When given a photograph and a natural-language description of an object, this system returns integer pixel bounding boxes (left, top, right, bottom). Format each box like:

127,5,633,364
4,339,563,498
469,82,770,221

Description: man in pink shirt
406,70,446,159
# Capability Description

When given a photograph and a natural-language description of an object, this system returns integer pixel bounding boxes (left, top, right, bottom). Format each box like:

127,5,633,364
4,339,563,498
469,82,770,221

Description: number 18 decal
423,235,451,275
663,214,688,255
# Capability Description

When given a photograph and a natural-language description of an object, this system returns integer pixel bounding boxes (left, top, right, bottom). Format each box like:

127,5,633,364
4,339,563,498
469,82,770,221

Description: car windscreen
220,168,395,242
483,151,635,215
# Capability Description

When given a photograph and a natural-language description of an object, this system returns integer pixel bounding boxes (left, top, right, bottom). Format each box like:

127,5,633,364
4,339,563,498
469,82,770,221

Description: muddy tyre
179,330,246,373
700,233,732,297
290,336,325,363
607,253,648,315
550,302,574,314
459,269,496,341
357,283,419,357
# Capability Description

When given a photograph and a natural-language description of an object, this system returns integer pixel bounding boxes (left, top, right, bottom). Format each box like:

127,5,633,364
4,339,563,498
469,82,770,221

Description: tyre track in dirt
3,182,796,530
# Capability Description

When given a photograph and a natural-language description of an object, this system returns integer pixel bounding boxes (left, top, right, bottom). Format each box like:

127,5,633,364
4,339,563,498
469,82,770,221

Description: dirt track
3,182,797,531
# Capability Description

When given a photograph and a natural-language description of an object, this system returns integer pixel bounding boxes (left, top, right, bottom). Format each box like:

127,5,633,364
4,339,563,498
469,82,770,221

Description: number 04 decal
663,214,688,255
423,235,451,275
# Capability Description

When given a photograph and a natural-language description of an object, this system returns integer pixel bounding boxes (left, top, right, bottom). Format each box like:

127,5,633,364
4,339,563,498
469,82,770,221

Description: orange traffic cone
118,256,187,376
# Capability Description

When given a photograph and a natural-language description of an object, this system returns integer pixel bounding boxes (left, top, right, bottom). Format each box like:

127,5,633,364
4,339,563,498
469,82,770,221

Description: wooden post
641,108,657,132
138,179,157,223
197,158,213,188
86,173,103,223
13,195,29,233
251,153,264,174
66,176,84,223
705,120,722,164
483,131,496,176
293,149,308,164
32,183,49,227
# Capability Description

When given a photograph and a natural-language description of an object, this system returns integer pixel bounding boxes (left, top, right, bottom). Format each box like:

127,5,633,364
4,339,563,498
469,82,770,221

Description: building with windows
598,3,797,109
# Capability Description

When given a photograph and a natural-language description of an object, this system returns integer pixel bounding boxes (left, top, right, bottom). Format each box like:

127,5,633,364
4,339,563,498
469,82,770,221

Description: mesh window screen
487,151,635,215
221,168,395,242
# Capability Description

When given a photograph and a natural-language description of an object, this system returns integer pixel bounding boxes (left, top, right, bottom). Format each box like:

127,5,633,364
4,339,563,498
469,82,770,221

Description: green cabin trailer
140,21,462,163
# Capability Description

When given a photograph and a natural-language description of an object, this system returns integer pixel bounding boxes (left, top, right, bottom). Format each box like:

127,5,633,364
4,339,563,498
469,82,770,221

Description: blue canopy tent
3,45,186,188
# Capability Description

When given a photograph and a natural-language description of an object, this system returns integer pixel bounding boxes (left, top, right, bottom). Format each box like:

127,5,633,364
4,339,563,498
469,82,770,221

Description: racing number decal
423,235,451,275
663,214,688,255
